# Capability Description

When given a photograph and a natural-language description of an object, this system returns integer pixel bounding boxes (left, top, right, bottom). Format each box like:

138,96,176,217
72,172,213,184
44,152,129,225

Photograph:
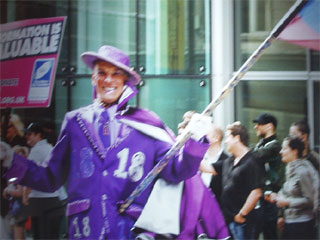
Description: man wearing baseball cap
1,45,212,239
252,113,284,240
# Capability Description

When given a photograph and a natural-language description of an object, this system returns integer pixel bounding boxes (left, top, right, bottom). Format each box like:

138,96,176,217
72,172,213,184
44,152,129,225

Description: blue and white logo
31,58,55,88
28,58,55,102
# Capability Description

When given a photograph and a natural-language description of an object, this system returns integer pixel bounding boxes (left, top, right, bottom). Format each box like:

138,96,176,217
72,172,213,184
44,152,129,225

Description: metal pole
119,0,309,213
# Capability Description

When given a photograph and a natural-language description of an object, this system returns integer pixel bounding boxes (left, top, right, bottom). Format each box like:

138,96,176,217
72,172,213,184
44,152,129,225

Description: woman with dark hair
266,136,319,239
290,120,320,172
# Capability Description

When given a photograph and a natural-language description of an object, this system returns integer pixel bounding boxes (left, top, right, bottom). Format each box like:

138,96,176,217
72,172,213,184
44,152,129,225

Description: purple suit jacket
6,85,209,239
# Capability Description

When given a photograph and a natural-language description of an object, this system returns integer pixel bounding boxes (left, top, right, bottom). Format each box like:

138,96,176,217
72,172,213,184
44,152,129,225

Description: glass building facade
1,0,319,151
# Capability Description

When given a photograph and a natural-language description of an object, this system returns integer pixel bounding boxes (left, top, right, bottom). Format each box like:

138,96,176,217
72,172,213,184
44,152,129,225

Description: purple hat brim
81,51,141,86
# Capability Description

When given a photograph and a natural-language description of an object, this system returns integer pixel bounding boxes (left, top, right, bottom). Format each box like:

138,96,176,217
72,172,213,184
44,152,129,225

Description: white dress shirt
201,149,223,187
28,139,60,198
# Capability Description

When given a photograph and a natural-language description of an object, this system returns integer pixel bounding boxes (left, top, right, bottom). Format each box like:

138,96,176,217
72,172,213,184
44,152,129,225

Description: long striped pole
119,0,309,213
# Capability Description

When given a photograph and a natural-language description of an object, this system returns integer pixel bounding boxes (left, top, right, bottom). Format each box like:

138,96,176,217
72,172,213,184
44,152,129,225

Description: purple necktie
99,111,110,148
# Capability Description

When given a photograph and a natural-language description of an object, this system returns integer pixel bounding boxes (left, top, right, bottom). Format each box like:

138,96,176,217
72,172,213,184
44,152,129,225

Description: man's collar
92,101,118,122
262,135,276,144
117,84,138,110
34,138,48,147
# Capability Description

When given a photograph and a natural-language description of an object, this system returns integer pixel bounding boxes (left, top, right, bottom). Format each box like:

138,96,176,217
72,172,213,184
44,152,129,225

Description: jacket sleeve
286,168,315,209
5,115,71,192
157,138,209,184
253,140,281,164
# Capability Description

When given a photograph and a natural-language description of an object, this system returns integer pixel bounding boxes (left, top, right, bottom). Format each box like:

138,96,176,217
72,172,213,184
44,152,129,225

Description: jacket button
102,194,107,200
103,170,108,176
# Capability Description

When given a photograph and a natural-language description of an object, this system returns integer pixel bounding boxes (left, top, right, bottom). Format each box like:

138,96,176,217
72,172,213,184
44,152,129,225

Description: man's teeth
104,87,116,92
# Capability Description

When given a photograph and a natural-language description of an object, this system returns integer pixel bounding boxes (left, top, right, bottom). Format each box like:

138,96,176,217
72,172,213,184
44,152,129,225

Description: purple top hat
81,45,141,86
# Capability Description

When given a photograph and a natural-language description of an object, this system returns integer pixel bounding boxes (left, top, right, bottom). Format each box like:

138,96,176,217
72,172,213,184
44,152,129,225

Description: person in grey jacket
266,136,319,240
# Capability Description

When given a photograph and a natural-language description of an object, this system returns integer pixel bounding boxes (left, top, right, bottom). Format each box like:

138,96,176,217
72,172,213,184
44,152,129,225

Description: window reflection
139,0,210,75
74,0,137,74
235,80,307,146
311,50,320,71
234,0,306,71
139,77,210,133
314,81,320,153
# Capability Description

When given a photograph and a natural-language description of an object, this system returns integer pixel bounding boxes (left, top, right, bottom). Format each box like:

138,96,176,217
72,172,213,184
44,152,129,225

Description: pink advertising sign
0,16,66,108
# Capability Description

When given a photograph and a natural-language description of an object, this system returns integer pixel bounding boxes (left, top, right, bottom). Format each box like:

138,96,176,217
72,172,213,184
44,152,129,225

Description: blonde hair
212,125,224,142
13,145,29,157
9,114,25,137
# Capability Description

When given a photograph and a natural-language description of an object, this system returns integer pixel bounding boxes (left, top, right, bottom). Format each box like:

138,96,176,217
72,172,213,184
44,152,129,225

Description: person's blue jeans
229,216,261,240
229,222,246,240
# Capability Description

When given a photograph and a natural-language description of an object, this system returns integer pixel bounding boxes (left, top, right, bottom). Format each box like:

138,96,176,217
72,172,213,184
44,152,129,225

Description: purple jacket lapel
76,106,106,159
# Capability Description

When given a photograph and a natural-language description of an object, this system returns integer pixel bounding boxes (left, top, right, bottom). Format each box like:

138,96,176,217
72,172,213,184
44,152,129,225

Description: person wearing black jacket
252,113,284,240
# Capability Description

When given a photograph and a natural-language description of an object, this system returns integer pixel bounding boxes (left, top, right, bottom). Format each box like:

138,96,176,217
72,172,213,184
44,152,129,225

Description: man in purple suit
1,46,212,239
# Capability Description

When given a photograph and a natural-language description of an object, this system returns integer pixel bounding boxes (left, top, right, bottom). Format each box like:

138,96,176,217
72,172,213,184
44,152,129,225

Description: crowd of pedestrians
196,113,319,240
1,115,67,240
0,45,319,240
179,109,319,240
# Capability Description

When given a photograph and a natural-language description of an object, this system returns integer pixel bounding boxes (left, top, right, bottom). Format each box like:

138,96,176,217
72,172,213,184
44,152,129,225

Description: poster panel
0,16,66,108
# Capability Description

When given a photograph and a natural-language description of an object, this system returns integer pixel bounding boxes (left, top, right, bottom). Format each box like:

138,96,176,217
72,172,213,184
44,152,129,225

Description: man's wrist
239,212,247,218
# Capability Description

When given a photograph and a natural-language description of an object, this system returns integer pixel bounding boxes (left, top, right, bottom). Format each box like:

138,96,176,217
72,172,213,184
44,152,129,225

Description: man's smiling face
92,61,129,104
